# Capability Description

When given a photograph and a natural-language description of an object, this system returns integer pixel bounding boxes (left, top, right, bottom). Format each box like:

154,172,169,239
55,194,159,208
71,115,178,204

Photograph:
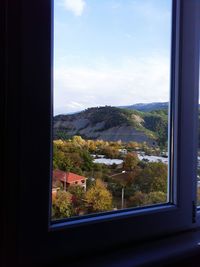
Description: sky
54,0,172,115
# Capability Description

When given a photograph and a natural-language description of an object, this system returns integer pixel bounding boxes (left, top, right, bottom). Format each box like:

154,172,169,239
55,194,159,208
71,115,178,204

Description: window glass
52,0,172,220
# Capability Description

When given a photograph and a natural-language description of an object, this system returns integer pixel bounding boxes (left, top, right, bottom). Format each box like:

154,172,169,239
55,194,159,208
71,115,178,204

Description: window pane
52,0,172,221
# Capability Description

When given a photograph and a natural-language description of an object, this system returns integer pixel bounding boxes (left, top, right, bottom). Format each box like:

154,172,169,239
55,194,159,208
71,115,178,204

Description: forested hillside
54,106,168,148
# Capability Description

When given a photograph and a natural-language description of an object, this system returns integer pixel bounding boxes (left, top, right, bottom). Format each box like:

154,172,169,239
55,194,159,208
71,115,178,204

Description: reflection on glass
52,0,172,220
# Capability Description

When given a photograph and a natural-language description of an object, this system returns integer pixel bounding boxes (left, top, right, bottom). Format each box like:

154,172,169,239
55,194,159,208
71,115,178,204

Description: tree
87,140,96,152
128,191,148,207
68,185,85,209
85,179,113,212
52,190,74,219
102,146,119,159
145,191,166,204
53,146,74,172
80,150,93,171
128,191,166,208
66,152,83,168
134,162,167,194
107,182,123,198
123,152,139,171
72,135,86,147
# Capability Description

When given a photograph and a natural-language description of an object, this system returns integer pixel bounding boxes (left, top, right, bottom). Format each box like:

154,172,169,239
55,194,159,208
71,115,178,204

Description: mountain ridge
119,102,168,112
54,105,168,147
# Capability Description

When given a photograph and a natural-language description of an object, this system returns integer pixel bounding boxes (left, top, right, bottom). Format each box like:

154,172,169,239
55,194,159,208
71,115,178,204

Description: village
52,136,168,219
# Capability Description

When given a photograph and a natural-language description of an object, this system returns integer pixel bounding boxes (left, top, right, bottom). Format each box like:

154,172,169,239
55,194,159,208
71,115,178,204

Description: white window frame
2,0,200,266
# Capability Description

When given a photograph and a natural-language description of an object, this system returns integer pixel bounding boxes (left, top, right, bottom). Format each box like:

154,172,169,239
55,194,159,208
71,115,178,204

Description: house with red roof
53,169,87,191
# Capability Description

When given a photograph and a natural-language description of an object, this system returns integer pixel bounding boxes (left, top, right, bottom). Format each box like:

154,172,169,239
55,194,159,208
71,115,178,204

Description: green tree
53,144,74,171
128,191,148,207
68,185,85,209
134,162,167,194
107,182,123,198
80,150,93,171
128,190,166,208
145,191,166,204
85,179,113,212
143,111,168,148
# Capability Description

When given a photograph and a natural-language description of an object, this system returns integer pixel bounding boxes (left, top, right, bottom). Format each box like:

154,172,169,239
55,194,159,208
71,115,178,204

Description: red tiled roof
53,169,66,181
53,170,86,184
66,172,86,183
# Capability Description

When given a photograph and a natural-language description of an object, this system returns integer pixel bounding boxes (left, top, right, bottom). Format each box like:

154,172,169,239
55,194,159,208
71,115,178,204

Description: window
3,0,200,266
52,0,172,221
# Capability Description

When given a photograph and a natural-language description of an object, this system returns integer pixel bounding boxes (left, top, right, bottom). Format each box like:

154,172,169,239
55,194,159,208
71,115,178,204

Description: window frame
3,0,200,266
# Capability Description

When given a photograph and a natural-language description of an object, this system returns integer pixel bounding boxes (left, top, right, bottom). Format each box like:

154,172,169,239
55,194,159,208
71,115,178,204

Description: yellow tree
72,135,86,147
85,179,113,212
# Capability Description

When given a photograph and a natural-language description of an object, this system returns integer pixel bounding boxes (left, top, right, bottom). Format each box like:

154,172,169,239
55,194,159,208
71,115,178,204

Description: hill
54,106,168,147
119,102,168,112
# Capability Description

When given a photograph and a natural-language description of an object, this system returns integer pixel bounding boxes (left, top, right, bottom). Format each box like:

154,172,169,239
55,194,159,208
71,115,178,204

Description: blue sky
54,0,172,115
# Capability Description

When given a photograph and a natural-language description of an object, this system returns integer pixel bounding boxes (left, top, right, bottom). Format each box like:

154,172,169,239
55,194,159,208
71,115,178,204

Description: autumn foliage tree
123,152,139,171
85,179,113,212
52,190,74,219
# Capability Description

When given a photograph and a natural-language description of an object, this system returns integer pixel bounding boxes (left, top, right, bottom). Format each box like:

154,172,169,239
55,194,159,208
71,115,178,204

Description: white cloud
54,56,170,115
63,0,86,16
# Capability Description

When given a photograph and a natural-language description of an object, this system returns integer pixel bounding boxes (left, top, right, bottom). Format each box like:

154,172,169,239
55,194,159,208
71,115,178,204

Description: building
53,170,87,191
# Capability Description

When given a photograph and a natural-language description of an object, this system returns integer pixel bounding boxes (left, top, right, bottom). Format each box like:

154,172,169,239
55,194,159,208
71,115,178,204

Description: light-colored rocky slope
54,107,157,145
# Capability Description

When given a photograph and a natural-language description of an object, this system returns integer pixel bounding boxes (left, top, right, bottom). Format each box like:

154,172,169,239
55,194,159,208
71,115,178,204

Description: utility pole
121,186,124,209
64,173,66,191
121,170,126,209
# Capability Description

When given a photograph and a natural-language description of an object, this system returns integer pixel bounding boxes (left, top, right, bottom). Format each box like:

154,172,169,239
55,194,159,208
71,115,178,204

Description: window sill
58,228,200,267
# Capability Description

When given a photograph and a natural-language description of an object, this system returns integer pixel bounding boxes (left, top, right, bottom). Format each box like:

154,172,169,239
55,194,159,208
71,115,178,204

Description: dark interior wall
1,1,22,266
0,1,5,266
